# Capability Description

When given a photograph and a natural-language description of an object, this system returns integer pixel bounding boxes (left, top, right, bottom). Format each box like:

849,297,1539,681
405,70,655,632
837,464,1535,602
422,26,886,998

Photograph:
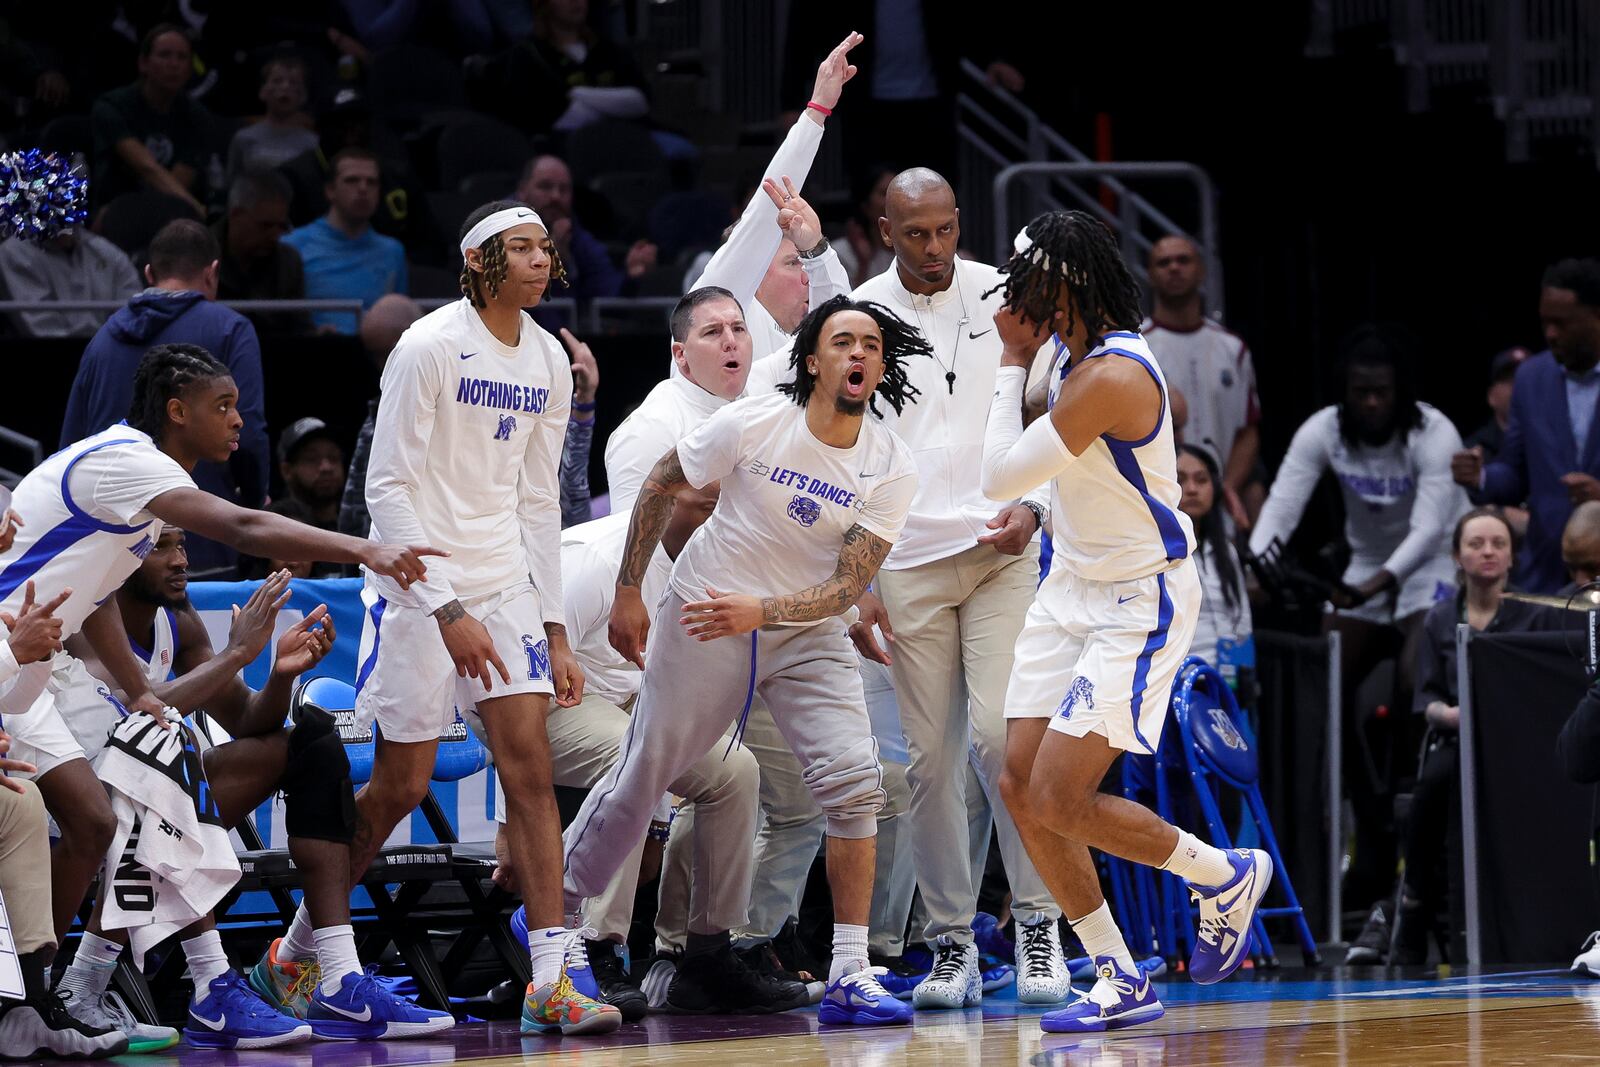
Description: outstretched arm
609,447,692,667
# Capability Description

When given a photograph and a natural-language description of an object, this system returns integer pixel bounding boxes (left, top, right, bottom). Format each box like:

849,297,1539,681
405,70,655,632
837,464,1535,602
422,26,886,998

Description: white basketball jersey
1045,331,1195,583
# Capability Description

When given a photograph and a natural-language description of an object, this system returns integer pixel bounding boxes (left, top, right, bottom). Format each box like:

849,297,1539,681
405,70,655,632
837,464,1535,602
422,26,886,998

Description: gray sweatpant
564,593,885,936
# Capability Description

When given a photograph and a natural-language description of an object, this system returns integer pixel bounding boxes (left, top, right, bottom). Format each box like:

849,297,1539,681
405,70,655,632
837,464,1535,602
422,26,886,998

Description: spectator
89,23,213,215
515,153,657,299
62,219,269,576
0,229,140,338
276,417,346,533
1143,234,1262,527
471,0,651,134
1561,500,1600,592
834,164,896,289
1454,259,1600,593
282,147,408,334
225,53,319,181
1346,507,1541,966
1176,444,1254,686
1249,325,1468,911
213,170,310,336
340,293,424,544
1465,347,1531,461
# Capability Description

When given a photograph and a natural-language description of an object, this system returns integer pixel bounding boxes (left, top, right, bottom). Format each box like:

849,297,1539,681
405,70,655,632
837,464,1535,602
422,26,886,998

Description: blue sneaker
972,912,1014,963
818,968,913,1026
1039,957,1164,1033
1068,954,1166,982
184,971,311,1049
308,971,456,1040
978,954,1016,993
1188,849,1273,985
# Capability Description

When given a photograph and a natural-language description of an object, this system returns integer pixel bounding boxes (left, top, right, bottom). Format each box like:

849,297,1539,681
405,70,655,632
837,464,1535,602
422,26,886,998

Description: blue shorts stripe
1127,572,1174,754
353,595,388,695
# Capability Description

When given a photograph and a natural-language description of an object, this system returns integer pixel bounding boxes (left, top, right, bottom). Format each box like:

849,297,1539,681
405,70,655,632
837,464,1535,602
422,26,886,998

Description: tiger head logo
1057,676,1095,719
787,495,821,528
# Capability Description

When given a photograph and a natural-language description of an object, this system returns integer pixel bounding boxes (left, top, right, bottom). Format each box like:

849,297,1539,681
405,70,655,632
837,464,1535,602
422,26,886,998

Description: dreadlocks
458,199,568,308
987,210,1142,347
128,343,231,442
778,295,930,418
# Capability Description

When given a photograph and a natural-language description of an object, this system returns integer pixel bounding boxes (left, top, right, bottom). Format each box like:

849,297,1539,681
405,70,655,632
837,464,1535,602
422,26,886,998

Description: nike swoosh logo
189,1012,228,1031
322,1002,373,1022
968,329,993,340
543,930,567,937
459,351,477,361
1215,870,1255,912
1117,593,1141,604
859,470,882,479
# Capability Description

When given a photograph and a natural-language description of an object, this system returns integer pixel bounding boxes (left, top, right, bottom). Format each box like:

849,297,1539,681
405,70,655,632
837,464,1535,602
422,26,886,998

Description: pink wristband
806,101,832,117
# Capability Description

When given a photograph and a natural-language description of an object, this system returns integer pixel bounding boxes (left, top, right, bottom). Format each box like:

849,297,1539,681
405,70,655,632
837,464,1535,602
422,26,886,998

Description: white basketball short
354,581,555,744
1004,561,1201,755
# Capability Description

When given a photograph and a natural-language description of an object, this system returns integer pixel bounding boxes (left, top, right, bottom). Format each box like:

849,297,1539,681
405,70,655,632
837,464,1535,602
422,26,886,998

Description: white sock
1068,903,1137,976
182,930,231,992
57,932,123,1000
1159,829,1237,889
529,926,567,988
281,905,316,962
314,926,363,994
829,923,869,983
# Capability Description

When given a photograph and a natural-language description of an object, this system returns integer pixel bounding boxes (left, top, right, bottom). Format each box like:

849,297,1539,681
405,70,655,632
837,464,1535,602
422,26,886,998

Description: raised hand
560,327,600,405
273,604,337,678
227,570,293,663
810,31,863,112
4,581,71,665
763,176,823,253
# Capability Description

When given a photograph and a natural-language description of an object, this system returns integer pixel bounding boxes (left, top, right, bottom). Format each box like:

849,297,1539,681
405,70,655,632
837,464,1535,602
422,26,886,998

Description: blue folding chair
1169,659,1321,966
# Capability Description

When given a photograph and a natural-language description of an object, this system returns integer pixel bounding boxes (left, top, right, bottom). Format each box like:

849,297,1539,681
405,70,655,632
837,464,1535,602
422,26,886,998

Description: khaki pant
0,780,53,954
877,542,1060,946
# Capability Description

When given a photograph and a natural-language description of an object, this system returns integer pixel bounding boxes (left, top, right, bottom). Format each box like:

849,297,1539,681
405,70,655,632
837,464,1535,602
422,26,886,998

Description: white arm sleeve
522,357,573,629
800,243,850,307
365,343,458,611
1248,410,1334,558
1382,416,1468,582
981,367,1076,501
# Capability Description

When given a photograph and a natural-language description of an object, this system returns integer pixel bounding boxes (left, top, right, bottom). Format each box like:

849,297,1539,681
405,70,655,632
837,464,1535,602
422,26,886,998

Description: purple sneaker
1039,957,1164,1034
1188,849,1273,985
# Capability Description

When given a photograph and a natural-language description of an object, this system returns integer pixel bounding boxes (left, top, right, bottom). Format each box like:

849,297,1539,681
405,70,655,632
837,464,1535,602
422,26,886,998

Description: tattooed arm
609,447,692,667
678,524,893,641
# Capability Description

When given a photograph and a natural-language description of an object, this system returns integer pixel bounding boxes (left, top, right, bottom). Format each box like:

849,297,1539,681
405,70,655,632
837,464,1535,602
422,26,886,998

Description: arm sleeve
690,116,826,312
676,403,747,490
980,367,1075,501
1382,416,1467,581
224,318,270,508
364,341,458,610
800,243,850,306
521,347,572,627
1248,411,1334,557
0,640,16,686
559,416,593,528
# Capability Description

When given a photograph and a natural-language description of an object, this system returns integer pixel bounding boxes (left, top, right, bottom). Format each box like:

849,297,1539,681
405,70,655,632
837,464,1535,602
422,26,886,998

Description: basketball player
0,342,437,1043
564,296,928,1025
256,200,620,1038
56,542,346,1051
979,211,1272,1033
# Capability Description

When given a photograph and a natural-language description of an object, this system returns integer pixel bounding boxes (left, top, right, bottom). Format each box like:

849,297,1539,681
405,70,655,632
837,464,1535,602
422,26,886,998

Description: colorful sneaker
818,967,913,1026
185,972,312,1049
978,954,1016,993
520,972,623,1036
1015,918,1072,1004
307,971,455,1040
0,991,127,1060
1040,957,1164,1034
972,912,1015,964
248,938,321,1019
58,986,180,1054
910,940,981,1010
868,954,927,1001
1188,849,1273,985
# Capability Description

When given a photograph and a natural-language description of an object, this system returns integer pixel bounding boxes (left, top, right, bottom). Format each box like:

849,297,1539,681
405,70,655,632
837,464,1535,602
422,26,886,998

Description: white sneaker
911,940,981,1010
640,955,678,1009
58,986,180,1053
1572,931,1600,977
1015,918,1073,1004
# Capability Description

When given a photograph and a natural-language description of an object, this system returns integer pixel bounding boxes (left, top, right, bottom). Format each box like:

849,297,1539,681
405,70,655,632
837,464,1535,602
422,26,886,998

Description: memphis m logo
495,414,517,440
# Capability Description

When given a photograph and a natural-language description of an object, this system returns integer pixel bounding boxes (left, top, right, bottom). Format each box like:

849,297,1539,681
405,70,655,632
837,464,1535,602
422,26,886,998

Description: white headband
460,206,545,258
1012,225,1084,284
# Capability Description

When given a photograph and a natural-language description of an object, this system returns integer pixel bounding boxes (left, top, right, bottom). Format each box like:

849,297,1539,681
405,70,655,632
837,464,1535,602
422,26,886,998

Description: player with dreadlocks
562,295,924,1026
978,210,1274,1033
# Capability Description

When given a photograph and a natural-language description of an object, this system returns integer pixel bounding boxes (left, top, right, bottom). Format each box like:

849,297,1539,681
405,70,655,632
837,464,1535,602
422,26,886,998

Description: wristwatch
1019,499,1047,530
798,236,831,260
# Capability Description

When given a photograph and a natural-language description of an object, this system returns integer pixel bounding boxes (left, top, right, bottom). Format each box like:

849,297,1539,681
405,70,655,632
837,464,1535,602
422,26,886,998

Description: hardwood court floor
17,968,1599,1065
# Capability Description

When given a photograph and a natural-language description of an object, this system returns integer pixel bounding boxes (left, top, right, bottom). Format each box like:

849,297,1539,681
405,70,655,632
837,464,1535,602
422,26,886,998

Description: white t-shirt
560,513,670,707
672,393,918,624
0,425,194,640
1191,540,1252,667
364,298,572,618
604,375,728,517
1142,317,1259,471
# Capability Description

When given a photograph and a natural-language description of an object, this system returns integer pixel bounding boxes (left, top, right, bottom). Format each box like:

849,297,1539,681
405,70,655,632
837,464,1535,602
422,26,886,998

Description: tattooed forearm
432,599,466,624
761,524,892,624
619,448,689,588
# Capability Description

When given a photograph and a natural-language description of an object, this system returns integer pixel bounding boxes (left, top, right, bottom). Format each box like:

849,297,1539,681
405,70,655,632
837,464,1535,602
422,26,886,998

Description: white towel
97,712,239,966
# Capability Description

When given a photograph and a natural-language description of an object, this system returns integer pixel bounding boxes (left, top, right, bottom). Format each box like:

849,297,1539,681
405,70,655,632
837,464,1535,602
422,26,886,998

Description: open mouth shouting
845,363,867,398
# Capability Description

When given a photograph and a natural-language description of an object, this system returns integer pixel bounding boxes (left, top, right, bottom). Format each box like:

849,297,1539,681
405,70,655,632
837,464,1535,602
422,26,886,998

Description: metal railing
990,162,1223,317
955,60,1225,316
0,425,41,489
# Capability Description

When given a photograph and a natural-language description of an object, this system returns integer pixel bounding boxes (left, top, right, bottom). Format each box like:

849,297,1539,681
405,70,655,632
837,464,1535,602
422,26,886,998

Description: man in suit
1454,258,1600,593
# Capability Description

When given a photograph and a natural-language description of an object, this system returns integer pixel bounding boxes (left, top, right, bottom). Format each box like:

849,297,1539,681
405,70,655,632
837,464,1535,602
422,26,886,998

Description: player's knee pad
801,735,884,839
281,719,357,843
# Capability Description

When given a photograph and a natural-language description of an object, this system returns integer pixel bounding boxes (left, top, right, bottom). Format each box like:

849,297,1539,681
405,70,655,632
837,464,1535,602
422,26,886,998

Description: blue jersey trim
59,438,157,535
1104,439,1190,563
